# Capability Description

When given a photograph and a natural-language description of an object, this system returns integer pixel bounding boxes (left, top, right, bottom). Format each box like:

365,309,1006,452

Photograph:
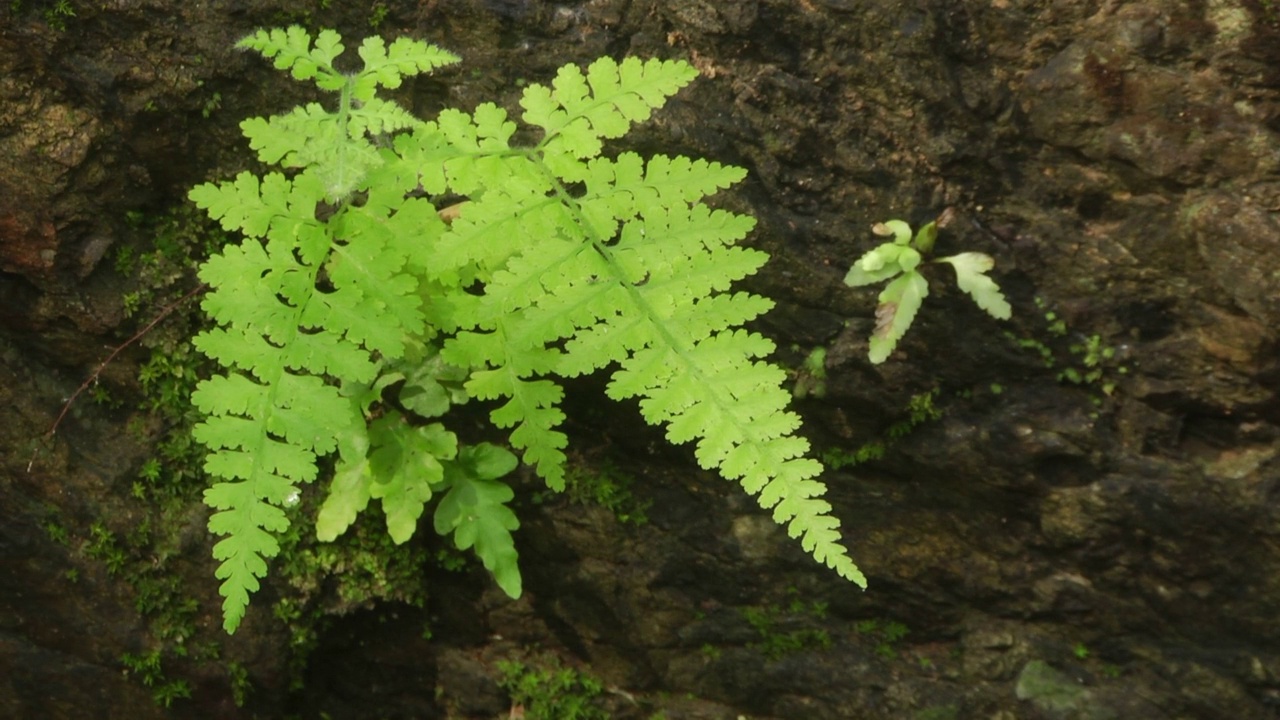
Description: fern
190,27,865,633
845,217,1011,363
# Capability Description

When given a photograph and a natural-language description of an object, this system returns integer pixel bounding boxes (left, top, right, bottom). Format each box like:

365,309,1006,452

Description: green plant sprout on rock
855,617,910,659
822,387,941,470
844,215,1011,363
188,27,865,633
791,345,828,399
1006,296,1129,400
742,587,833,660
498,656,609,720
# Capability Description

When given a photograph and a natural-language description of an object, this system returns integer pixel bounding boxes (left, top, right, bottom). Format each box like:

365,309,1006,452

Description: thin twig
28,283,207,472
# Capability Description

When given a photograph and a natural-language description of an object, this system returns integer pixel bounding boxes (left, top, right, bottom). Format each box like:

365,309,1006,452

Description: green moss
57,203,235,707
855,618,910,659
227,660,253,707
915,705,959,720
270,498,440,686
1015,660,1089,713
41,515,70,546
559,459,651,525
1009,298,1129,400
9,0,78,30
791,346,828,399
822,387,941,470
121,649,191,708
742,587,832,661
497,656,609,720
367,1,388,28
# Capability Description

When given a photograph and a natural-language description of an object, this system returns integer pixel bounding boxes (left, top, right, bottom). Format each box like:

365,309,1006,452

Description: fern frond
237,26,347,90
423,61,865,592
193,30,867,631
351,35,461,100
521,57,699,180
365,415,455,543
936,252,1012,320
869,271,929,364
435,444,522,597
189,144,429,632
192,369,363,632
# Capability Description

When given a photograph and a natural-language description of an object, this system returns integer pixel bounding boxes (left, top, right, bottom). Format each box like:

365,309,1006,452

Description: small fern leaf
432,105,525,200
365,415,456,543
936,252,1012,320
639,154,749,207
843,252,903,287
435,444,522,598
351,35,460,101
868,270,928,364
475,368,569,490
316,430,373,542
237,26,346,90
520,57,698,140
522,57,698,180
239,104,331,167
190,172,291,238
347,96,423,137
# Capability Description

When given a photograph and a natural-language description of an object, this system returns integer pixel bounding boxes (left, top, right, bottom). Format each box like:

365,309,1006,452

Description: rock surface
3,0,1280,718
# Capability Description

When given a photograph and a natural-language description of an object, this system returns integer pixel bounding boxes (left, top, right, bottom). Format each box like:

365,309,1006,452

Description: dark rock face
3,0,1280,718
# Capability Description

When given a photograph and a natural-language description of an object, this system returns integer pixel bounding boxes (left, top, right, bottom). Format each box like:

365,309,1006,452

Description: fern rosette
190,27,865,633
845,217,1011,364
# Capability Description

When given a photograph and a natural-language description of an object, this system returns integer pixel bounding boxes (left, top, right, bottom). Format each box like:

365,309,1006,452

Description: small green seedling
844,216,1011,363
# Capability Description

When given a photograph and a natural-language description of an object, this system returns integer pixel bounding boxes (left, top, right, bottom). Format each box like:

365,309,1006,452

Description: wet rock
662,0,757,35
0,633,166,720
6,0,1280,718
1015,660,1100,717
1181,191,1280,328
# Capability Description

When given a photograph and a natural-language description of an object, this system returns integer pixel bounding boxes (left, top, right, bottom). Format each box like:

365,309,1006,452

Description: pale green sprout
845,215,1011,363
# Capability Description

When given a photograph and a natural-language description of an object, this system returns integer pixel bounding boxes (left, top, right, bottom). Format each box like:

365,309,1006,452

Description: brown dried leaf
873,302,897,339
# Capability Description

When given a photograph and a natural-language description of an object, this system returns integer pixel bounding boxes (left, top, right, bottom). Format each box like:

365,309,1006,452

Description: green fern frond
237,27,347,89
435,444,522,597
351,35,461,100
188,30,457,628
437,58,863,584
191,30,866,632
189,167,389,631
521,57,699,180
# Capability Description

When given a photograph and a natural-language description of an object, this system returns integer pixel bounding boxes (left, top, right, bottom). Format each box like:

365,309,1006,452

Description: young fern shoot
190,27,865,634
845,216,1011,363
